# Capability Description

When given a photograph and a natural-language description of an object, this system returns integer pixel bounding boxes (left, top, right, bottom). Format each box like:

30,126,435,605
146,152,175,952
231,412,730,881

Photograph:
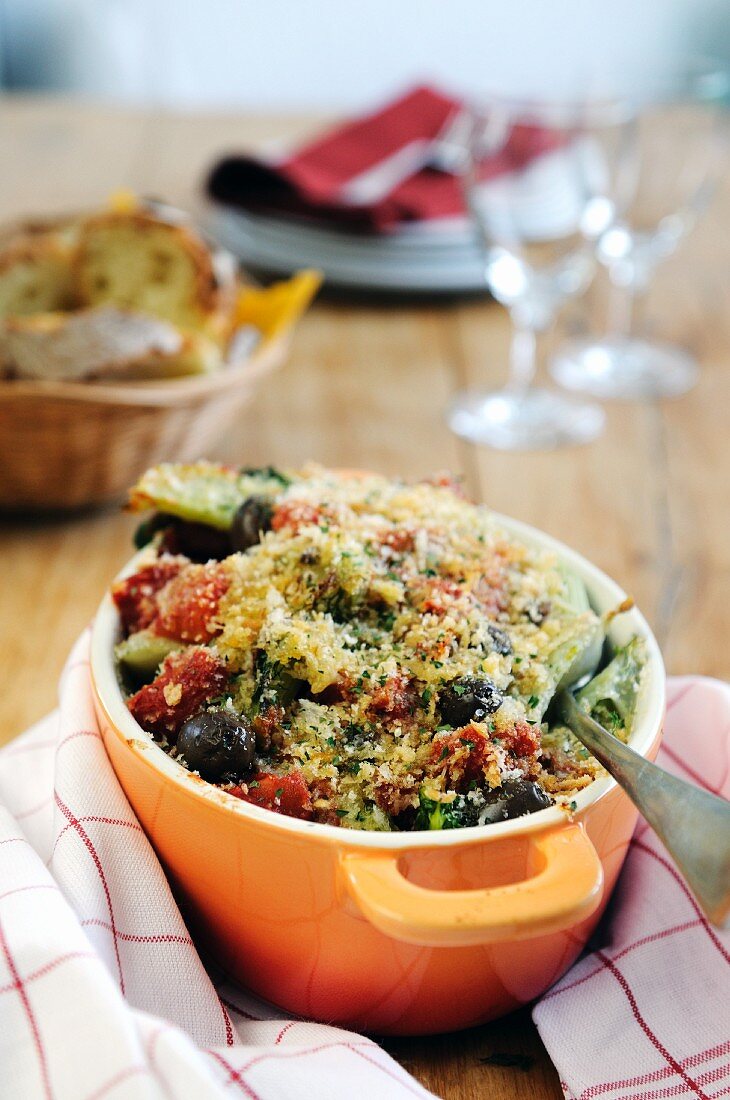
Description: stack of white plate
207,143,594,294
207,206,486,294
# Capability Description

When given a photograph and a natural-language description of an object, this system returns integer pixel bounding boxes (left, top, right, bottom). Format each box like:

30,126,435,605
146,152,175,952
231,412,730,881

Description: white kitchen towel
0,630,434,1100
534,676,730,1100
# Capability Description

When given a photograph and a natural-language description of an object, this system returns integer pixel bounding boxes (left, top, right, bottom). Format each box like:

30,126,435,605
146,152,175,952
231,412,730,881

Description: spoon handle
557,690,730,928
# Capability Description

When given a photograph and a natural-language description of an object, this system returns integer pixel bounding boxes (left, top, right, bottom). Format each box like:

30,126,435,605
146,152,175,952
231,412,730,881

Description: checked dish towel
0,632,728,1099
533,676,730,1100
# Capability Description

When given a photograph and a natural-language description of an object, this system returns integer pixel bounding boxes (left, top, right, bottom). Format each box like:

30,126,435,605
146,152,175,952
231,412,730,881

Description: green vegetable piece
115,630,182,679
240,465,291,488
525,617,605,721
558,566,591,614
128,463,244,530
576,637,645,738
252,653,300,713
551,618,605,693
414,787,475,830
345,803,392,832
127,463,292,532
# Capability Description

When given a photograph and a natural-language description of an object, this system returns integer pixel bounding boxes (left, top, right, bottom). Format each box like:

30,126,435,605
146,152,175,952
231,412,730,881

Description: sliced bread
74,210,238,342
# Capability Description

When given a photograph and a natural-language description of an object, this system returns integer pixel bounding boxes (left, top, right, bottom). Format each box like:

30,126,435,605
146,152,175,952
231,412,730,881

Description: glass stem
506,314,539,398
607,264,650,339
607,277,637,337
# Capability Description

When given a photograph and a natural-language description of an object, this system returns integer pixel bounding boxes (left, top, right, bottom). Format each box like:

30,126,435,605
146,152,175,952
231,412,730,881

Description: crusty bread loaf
0,201,244,383
74,210,238,342
0,306,222,382
0,231,76,318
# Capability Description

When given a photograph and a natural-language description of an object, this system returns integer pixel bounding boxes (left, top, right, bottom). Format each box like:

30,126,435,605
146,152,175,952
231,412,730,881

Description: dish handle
340,824,603,946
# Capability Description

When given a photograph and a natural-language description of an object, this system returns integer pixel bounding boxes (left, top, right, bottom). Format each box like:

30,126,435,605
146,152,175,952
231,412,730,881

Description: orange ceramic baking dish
91,513,665,1036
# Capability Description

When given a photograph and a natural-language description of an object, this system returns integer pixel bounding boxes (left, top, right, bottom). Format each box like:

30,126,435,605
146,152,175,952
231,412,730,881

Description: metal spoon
556,688,730,928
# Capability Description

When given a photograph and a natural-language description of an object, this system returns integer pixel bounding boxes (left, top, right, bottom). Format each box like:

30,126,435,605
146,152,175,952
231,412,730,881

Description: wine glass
446,96,626,450
551,57,730,400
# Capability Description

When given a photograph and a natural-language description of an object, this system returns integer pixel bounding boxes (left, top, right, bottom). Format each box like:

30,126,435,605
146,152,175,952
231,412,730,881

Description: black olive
488,624,512,656
177,710,255,781
479,779,552,824
170,519,233,562
230,496,273,552
438,677,503,727
132,513,231,561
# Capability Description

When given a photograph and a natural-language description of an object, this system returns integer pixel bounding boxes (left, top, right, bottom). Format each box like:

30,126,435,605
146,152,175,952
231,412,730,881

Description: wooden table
1,97,728,1100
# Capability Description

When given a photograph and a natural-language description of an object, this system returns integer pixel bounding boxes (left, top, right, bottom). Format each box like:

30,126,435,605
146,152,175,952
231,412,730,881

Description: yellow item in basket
107,189,140,214
235,269,322,340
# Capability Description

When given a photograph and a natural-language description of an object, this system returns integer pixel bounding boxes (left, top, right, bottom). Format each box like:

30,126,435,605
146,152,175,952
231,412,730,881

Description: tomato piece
503,720,541,759
421,577,464,614
422,472,467,499
429,726,497,789
271,500,324,533
471,569,506,616
230,771,313,820
429,720,540,793
313,677,353,706
127,646,230,739
368,673,418,720
379,528,415,554
373,774,419,818
112,557,185,634
154,562,230,643
251,705,285,751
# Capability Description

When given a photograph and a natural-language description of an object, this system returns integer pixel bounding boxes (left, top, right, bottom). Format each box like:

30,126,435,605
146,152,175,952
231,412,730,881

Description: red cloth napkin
207,86,560,233
1,633,728,1099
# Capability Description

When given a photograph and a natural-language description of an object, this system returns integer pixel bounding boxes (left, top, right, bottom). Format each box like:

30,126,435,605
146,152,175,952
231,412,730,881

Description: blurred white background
0,0,728,109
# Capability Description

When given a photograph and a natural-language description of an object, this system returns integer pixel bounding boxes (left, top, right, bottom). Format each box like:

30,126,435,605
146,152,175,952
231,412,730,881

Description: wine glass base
551,338,698,400
447,387,605,451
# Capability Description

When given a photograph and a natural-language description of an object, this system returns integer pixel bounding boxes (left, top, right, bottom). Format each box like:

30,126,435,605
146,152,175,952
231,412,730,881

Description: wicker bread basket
0,270,320,510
